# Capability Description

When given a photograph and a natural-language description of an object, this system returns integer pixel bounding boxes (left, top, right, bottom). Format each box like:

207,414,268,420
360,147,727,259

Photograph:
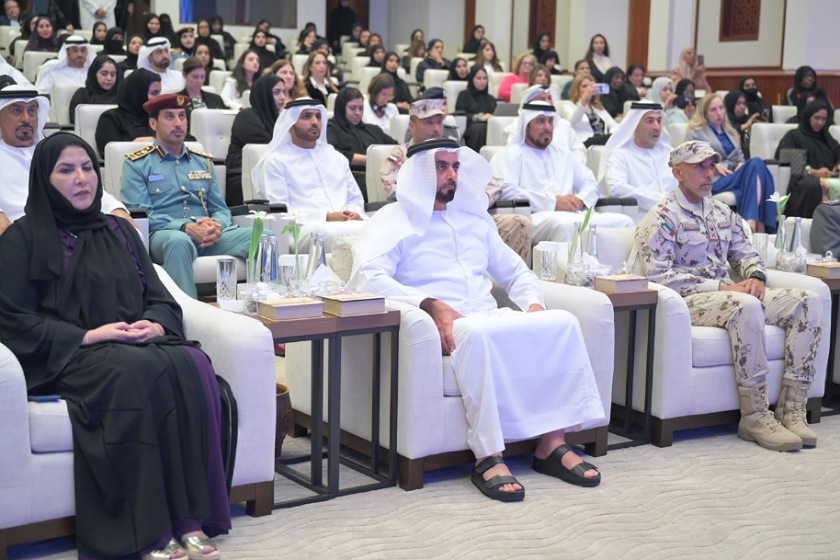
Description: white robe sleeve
352,242,432,309
100,190,127,214
485,228,544,311
34,62,57,95
604,150,662,210
220,79,242,111
252,154,291,207
340,165,367,217
491,148,557,213
570,154,600,209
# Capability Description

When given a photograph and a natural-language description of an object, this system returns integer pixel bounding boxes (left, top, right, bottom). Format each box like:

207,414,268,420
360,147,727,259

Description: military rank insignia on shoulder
125,145,156,161
187,146,213,159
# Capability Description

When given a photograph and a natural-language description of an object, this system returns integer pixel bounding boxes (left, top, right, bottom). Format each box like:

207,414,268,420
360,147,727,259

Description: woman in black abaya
0,133,230,559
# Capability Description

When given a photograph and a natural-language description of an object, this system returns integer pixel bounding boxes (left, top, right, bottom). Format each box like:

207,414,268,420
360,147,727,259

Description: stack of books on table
257,293,387,320
593,274,650,294
806,262,840,279
321,293,386,316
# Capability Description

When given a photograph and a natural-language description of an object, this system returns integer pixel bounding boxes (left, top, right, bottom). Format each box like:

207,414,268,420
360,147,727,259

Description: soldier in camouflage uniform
379,88,532,261
635,140,822,451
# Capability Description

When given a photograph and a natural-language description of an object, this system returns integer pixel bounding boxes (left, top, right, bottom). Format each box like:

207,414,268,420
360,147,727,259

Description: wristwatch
749,271,767,283
805,165,812,176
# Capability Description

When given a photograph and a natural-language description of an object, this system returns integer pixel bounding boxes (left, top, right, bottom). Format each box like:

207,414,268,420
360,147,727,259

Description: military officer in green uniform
120,93,251,298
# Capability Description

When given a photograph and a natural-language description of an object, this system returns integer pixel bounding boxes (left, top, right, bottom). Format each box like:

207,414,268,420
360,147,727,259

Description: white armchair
0,266,277,556
598,228,830,447
285,240,615,490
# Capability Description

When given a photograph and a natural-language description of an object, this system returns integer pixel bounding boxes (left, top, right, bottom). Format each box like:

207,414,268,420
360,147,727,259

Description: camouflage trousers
684,288,822,387
493,214,532,262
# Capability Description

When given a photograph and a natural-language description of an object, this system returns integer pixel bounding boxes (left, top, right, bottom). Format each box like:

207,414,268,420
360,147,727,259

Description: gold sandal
142,538,187,560
181,534,221,560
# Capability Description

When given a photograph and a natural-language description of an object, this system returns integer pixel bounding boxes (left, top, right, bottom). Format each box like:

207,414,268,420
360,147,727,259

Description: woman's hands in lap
82,320,165,345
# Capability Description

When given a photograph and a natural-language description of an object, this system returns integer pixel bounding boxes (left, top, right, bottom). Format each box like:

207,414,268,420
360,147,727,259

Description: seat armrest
155,264,277,486
0,342,34,517
596,197,638,207
365,200,392,213
489,199,531,216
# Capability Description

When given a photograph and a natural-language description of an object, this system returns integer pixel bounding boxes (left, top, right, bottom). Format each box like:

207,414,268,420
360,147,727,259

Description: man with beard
120,93,251,297
34,35,96,97
0,85,128,234
351,138,605,502
137,36,185,88
251,97,367,251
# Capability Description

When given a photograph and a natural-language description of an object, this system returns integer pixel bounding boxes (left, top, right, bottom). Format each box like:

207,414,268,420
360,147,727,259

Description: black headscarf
459,65,496,116
26,16,58,52
791,66,817,98
327,87,396,163
380,51,413,107
115,68,160,130
23,132,145,324
675,79,695,99
724,90,749,128
463,25,483,54
248,73,281,136
84,55,120,97
448,57,468,81
102,27,126,55
90,22,107,45
367,44,385,67
142,13,162,42
539,50,561,74
532,32,550,61
122,33,143,68
601,66,632,117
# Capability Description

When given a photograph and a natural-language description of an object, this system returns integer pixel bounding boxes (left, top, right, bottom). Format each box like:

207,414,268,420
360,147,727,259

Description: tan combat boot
737,383,802,452
774,378,817,447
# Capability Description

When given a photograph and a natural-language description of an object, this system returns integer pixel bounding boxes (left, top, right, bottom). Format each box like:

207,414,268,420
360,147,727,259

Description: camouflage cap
409,87,447,119
669,140,722,167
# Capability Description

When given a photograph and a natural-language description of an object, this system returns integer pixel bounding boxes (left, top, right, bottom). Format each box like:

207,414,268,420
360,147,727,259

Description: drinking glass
216,257,236,301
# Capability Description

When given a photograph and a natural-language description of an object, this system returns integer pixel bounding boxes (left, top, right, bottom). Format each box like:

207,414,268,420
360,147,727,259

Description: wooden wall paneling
627,0,651,68
528,0,557,51
465,0,476,47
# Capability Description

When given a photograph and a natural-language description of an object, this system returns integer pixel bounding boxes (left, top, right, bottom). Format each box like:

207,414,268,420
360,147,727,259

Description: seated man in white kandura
350,138,605,502
251,97,367,251
490,99,635,244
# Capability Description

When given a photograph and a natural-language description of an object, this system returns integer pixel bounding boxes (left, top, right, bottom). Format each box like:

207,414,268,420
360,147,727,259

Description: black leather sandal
470,455,525,502
532,443,601,487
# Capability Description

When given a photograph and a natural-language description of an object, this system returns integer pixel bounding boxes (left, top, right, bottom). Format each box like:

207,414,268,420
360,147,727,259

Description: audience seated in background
137,36,185,88
447,57,469,81
785,65,821,107
35,35,95,97
599,101,677,213
302,50,339,106
635,139,821,452
498,53,535,103
462,24,484,54
584,34,613,83
296,26,316,55
9,13,36,58
670,47,711,93
0,52,31,86
95,68,161,156
527,64,554,97
255,19,287,58
0,0,21,27
68,54,119,125
120,93,252,297
380,51,412,113
352,138,605,502
249,28,278,70
475,39,504,73
24,15,58,52
381,89,532,260
195,18,224,61
513,85,587,164
116,33,143,78
251,97,367,251
313,39,344,85
723,89,759,158
491,100,634,244
170,26,196,66
362,73,398,133
367,44,386,68
0,85,129,235
600,67,636,119
193,43,217,85
646,77,681,126
531,32,551,63
416,38,450,85
328,86,396,190
686,94,775,232
270,59,307,99
739,76,772,122
558,73,617,146
626,63,648,99
457,66,496,153
222,49,260,111
402,39,425,74
667,79,697,124
80,2,114,36
539,49,562,75
224,73,286,206
179,56,227,117
101,26,126,56
775,101,840,218
561,59,590,100
0,130,231,559
141,13,163,43
210,15,237,60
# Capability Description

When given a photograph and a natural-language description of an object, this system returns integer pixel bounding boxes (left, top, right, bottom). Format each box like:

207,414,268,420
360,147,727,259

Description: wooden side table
603,289,658,447
260,309,400,508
